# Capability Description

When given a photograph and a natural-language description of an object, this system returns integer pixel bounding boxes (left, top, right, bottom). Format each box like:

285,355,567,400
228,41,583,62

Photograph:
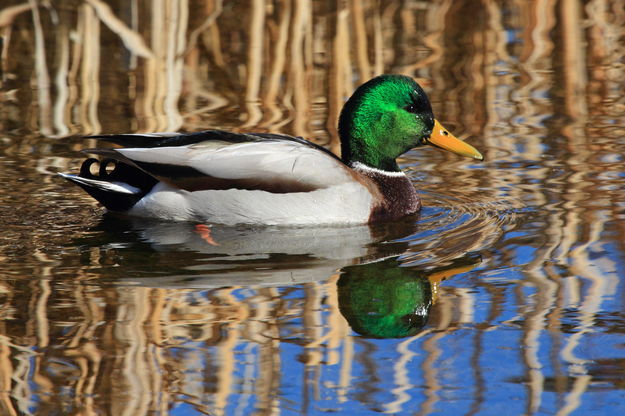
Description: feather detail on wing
84,131,355,194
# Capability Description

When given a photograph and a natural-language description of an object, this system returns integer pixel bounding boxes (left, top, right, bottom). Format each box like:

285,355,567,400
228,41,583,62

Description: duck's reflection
90,214,422,286
338,255,480,338
91,215,480,338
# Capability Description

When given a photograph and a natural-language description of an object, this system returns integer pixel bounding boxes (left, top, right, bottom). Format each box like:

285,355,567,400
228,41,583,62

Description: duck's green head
338,74,483,171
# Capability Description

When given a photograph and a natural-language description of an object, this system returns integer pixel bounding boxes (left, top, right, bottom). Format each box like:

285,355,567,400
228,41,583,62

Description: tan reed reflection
29,0,52,137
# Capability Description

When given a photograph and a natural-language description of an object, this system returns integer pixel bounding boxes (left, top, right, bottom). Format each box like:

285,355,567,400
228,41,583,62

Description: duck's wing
85,130,356,193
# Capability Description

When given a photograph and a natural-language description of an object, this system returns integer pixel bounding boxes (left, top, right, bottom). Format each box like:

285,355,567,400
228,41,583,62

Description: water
1,1,624,415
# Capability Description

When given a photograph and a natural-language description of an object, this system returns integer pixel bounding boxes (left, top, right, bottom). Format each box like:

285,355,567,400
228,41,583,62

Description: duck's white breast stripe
351,162,406,177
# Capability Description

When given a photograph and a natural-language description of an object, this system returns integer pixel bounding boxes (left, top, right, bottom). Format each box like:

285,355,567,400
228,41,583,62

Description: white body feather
128,181,374,225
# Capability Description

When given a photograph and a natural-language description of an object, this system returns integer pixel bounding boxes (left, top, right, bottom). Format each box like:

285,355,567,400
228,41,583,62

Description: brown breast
353,167,421,223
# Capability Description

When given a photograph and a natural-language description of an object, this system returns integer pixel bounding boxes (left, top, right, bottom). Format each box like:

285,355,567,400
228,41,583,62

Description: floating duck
60,75,482,225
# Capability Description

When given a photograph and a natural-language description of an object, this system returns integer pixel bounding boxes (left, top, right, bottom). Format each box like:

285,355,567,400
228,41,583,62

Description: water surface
1,1,624,415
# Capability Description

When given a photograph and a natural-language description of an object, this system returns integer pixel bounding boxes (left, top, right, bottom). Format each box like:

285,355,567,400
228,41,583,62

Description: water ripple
400,190,526,267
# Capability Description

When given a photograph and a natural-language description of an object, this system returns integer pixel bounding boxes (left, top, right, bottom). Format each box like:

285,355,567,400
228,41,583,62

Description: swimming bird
60,74,483,225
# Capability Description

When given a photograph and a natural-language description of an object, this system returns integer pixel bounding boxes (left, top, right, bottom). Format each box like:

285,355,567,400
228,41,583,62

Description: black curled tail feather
79,157,157,190
64,158,158,212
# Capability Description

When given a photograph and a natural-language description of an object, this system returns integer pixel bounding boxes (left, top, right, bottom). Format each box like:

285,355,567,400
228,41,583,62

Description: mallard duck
60,74,482,225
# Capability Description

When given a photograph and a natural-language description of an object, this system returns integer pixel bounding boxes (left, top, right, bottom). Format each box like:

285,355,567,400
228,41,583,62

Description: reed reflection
1,0,624,414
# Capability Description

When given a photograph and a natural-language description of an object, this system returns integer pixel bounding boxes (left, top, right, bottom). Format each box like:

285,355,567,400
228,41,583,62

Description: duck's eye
405,104,418,114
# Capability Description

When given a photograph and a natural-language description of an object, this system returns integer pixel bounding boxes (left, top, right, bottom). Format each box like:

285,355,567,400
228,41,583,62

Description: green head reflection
338,258,431,338
337,254,480,339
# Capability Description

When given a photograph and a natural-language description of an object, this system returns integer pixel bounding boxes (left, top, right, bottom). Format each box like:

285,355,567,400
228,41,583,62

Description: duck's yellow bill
426,119,483,161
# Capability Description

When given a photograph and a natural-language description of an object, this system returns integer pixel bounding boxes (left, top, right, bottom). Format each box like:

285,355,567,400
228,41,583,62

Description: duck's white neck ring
351,162,406,177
